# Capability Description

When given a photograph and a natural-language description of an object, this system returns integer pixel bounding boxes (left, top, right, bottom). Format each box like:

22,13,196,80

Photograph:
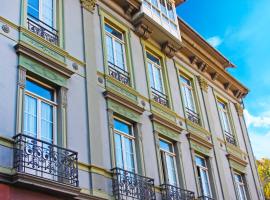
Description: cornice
227,153,248,167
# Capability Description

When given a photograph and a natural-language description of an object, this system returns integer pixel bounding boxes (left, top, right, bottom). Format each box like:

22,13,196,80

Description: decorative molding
235,103,244,116
18,67,27,88
198,76,208,92
80,0,97,13
153,122,180,141
210,72,219,81
224,82,232,91
189,56,199,65
197,62,207,72
134,22,152,40
190,140,211,156
161,42,181,58
124,0,142,16
187,132,213,150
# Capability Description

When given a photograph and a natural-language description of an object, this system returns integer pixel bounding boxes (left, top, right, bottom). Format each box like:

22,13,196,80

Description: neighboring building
0,0,264,200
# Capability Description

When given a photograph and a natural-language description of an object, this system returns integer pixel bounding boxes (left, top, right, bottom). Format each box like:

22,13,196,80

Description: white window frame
105,23,128,72
159,138,179,186
180,75,197,112
217,100,232,135
147,52,165,93
234,173,248,200
113,117,137,172
24,77,57,144
27,0,57,28
195,155,213,198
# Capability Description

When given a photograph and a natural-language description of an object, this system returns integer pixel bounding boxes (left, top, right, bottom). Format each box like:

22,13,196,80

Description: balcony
151,87,169,107
27,15,59,45
13,134,78,187
225,132,237,146
198,196,215,200
161,184,195,200
186,107,200,125
108,62,130,85
112,168,156,200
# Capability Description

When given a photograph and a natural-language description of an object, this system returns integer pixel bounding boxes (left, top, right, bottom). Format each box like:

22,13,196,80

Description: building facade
0,0,264,200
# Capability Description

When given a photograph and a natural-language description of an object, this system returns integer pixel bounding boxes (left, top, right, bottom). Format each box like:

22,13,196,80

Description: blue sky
177,0,270,159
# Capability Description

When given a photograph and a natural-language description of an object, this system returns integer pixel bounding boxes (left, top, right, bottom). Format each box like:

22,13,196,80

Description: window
180,75,200,124
147,52,168,106
114,118,136,172
24,79,56,144
217,101,236,145
27,0,54,27
159,139,178,186
195,156,212,198
234,173,248,200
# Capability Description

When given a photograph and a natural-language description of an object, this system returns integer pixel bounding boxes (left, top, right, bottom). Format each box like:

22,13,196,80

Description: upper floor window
217,101,236,145
195,156,212,199
105,24,129,85
234,173,248,200
24,78,56,144
27,0,58,45
143,0,178,34
147,52,168,107
113,118,136,172
159,139,178,186
180,75,200,125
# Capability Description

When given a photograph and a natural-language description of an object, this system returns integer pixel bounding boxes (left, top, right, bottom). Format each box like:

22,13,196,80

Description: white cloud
249,131,270,159
206,36,223,48
244,109,270,128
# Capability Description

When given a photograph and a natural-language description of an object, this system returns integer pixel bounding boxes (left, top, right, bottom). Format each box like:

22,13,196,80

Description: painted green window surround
99,8,135,88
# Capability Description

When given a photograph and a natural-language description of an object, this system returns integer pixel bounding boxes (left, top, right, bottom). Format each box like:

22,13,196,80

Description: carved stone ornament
18,67,27,88
198,76,208,92
134,22,152,40
224,82,232,90
80,0,97,12
189,56,198,65
210,72,218,81
2,24,10,33
235,103,244,116
161,42,180,58
198,62,208,72
124,0,142,16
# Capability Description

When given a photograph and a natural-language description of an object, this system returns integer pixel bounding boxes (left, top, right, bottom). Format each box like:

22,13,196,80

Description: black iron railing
13,133,78,186
27,15,59,45
108,62,130,85
151,87,168,107
225,132,237,146
198,196,215,200
161,184,195,200
112,168,156,200
186,107,200,125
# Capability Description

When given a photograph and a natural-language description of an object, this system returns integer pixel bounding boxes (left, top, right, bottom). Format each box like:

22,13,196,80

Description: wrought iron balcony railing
13,133,78,187
27,15,59,45
225,132,237,146
198,196,215,200
112,167,156,200
161,184,195,200
151,87,168,107
108,62,130,85
185,107,200,125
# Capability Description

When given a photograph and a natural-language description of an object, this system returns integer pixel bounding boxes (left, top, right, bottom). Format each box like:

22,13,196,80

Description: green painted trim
0,136,13,148
153,122,179,141
19,55,67,87
229,160,246,173
107,100,140,122
190,140,211,156
0,166,16,175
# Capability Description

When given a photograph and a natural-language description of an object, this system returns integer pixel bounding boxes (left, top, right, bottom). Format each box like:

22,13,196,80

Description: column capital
235,103,244,116
80,0,96,13
198,76,208,92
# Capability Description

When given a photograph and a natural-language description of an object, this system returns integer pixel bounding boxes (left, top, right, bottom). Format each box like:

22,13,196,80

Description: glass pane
106,35,114,65
180,76,191,86
200,169,211,197
42,0,53,27
185,87,195,111
24,95,37,137
41,102,53,143
27,0,39,19
160,0,167,14
239,185,247,200
167,2,175,20
105,24,123,40
114,41,125,70
159,140,173,153
147,52,160,65
151,0,158,7
124,137,135,172
195,156,206,167
153,66,163,92
166,154,177,186
148,62,155,88
26,80,54,101
114,134,124,169
114,119,131,135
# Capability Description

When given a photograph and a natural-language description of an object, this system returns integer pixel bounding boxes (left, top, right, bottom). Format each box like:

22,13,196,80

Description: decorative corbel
189,56,198,65
124,0,142,16
162,42,180,58
134,22,152,40
233,90,242,98
80,0,97,13
235,103,244,117
198,76,208,92
224,82,232,91
210,72,219,81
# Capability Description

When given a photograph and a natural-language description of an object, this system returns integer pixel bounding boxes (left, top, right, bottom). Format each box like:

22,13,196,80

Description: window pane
114,41,125,70
114,119,131,135
106,35,114,64
160,0,167,14
114,134,124,169
24,95,37,137
180,76,191,86
26,80,54,101
105,24,123,40
147,52,160,65
41,102,53,143
151,0,158,7
166,154,177,186
124,137,135,172
195,156,206,167
167,2,175,20
200,169,211,196
159,140,173,152
153,66,163,92
28,0,39,19
42,0,53,27
148,62,155,88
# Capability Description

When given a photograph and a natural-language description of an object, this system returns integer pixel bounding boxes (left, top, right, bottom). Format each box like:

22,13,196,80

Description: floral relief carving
80,0,97,12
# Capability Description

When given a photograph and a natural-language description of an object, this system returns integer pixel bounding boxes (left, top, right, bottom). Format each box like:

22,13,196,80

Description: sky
176,0,270,160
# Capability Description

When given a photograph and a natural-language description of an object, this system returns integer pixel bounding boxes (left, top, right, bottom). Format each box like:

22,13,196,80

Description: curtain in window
114,41,125,70
153,66,163,92
115,133,124,169
124,137,135,172
41,102,53,143
148,62,155,88
42,0,53,27
106,35,114,65
24,95,37,138
166,154,177,186
200,169,211,197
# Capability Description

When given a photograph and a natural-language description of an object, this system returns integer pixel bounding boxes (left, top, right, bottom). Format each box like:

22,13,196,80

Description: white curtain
24,95,37,137
42,0,53,27
41,102,53,143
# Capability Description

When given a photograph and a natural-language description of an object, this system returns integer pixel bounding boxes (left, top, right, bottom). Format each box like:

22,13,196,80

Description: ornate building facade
0,0,264,199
